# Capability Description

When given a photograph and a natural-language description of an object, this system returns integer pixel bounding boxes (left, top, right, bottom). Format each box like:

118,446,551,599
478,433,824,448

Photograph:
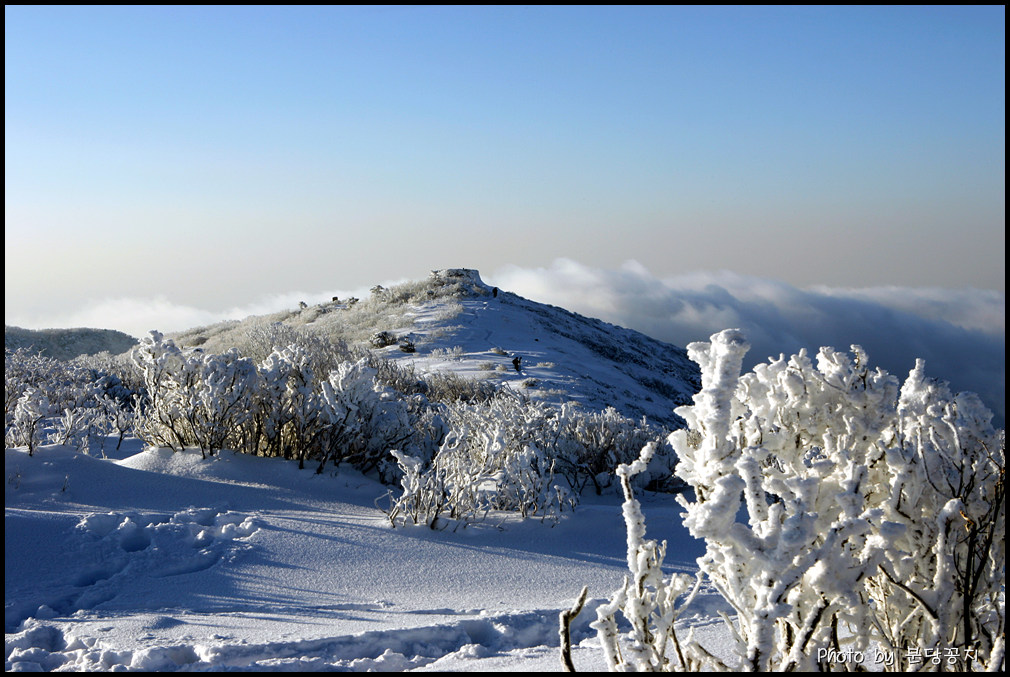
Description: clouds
488,259,1005,423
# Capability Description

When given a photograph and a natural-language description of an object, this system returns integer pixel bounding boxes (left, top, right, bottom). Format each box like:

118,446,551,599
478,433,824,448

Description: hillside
166,269,700,430
5,326,138,361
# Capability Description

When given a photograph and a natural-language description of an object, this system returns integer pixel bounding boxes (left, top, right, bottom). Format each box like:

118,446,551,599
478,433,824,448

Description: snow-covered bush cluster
130,330,662,518
8,317,671,525
592,330,1004,671
5,348,136,456
131,332,428,471
385,392,664,528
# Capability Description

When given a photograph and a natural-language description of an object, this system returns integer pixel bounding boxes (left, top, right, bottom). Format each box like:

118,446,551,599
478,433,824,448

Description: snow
7,272,1001,672
5,439,717,672
163,268,700,431
387,282,698,429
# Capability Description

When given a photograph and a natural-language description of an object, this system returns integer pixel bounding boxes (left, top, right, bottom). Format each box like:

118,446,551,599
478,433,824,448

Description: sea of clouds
488,260,1005,424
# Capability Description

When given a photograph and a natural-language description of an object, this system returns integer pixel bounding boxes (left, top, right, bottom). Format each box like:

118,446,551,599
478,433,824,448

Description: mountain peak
430,268,487,289
167,270,700,429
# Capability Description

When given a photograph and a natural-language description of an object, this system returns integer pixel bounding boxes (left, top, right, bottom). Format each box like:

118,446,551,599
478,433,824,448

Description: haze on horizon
5,7,1004,343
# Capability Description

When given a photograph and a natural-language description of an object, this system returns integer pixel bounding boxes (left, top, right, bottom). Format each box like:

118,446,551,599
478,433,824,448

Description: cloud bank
488,259,1005,423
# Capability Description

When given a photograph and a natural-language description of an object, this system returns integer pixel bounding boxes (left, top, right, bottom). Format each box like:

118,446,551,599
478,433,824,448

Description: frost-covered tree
589,330,1004,672
590,441,704,671
315,358,415,474
132,331,258,458
8,387,56,456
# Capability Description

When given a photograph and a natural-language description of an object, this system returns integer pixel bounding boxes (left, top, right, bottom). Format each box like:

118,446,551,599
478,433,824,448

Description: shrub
586,330,1005,671
132,331,258,458
369,331,397,349
430,345,465,360
385,391,667,527
8,387,55,456
5,347,136,455
253,343,324,466
313,358,416,474
423,371,499,404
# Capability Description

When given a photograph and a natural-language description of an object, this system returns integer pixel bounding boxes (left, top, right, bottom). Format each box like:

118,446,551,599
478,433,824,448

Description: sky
4,7,1005,367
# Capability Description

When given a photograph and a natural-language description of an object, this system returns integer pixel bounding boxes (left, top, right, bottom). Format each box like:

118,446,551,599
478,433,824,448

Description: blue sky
5,6,1005,326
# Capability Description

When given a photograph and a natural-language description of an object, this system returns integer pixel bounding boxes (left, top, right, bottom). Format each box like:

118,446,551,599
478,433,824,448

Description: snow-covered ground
8,270,1000,672
5,438,730,672
4,270,720,672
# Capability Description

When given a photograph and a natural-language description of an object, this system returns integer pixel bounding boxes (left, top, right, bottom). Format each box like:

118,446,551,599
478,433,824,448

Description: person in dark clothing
512,355,522,373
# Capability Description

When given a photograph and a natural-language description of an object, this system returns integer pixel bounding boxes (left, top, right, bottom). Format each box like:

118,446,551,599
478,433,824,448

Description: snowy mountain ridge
169,268,701,430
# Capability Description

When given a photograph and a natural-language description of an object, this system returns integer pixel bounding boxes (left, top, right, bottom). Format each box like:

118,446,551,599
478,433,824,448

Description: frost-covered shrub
552,406,664,495
221,322,355,380
422,371,499,404
368,356,430,398
386,392,574,527
5,348,95,418
369,331,397,349
430,345,464,360
71,351,144,401
252,343,324,466
131,331,441,476
386,392,663,527
314,358,416,474
868,365,1005,671
132,332,259,458
8,388,56,456
5,347,135,454
591,442,703,671
48,405,100,452
591,330,1005,672
95,393,134,453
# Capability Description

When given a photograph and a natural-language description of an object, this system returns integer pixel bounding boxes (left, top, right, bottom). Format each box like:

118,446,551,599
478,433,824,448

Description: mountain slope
5,325,138,361
169,269,700,430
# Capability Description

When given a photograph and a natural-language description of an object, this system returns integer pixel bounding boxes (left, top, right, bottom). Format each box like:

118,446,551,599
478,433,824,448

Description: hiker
512,355,522,373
